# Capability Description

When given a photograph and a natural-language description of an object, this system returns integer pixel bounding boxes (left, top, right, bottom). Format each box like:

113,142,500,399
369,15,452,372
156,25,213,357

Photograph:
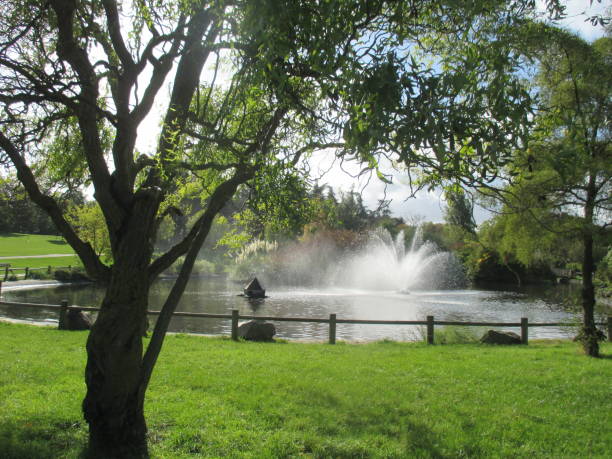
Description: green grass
0,322,610,458
0,233,73,257
0,256,80,270
0,233,80,271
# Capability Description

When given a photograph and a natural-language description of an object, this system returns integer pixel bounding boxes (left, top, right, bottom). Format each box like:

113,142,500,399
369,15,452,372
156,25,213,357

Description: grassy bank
0,233,73,257
0,322,610,458
0,233,80,271
0,256,80,270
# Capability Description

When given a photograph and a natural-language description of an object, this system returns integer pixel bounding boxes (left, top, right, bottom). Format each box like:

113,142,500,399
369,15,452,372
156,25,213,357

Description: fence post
329,313,337,344
521,317,529,344
0,280,2,297
4,265,8,281
24,267,29,280
58,300,69,330
608,315,611,342
426,315,434,344
231,309,239,341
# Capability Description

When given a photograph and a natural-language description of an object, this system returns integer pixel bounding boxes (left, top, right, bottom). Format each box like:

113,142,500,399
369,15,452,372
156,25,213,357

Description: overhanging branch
0,131,110,282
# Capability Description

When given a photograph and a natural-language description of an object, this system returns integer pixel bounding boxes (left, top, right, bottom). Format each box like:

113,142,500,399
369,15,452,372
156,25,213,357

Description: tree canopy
460,25,611,356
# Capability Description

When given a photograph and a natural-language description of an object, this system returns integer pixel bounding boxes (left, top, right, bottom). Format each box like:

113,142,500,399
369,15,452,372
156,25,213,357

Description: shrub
192,260,216,276
435,326,480,344
27,271,50,280
165,258,218,277
54,269,90,282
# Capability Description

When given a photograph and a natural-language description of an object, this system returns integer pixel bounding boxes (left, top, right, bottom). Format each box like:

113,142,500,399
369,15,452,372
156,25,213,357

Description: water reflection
1,277,603,341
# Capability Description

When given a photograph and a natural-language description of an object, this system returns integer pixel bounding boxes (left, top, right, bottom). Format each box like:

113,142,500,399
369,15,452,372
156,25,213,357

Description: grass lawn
0,233,73,257
0,322,610,458
0,233,80,271
0,256,81,270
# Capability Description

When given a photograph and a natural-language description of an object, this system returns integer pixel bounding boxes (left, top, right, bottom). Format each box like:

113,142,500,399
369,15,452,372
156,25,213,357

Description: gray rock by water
480,330,522,345
66,309,92,330
238,320,276,341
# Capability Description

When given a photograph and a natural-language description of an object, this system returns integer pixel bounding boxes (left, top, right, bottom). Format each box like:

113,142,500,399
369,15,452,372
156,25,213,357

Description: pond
1,277,601,342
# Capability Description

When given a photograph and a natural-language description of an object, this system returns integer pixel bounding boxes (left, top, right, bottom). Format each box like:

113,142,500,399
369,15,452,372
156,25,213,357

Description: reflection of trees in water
482,282,608,321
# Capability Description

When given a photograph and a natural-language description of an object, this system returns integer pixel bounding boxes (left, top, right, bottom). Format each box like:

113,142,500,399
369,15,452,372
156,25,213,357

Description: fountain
1,224,580,341
337,227,466,291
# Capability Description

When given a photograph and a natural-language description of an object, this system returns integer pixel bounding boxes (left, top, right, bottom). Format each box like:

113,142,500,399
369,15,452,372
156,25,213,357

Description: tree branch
140,167,253,394
142,9,221,188
50,0,123,231
101,0,134,70
0,131,110,282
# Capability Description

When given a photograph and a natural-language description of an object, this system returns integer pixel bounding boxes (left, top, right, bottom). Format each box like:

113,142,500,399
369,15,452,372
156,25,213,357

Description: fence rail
1,265,74,281
1,296,610,345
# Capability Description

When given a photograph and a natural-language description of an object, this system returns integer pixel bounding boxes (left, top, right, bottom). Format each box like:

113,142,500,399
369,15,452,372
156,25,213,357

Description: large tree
0,0,564,456
438,25,611,356
502,28,611,356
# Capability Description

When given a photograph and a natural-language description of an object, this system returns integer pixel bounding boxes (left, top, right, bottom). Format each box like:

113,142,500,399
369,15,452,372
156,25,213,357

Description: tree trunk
82,196,157,457
83,266,151,457
580,179,599,358
580,231,599,357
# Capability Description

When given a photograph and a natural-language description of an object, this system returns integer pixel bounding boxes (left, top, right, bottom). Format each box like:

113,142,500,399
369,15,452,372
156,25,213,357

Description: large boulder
238,320,276,342
480,330,522,345
66,309,93,330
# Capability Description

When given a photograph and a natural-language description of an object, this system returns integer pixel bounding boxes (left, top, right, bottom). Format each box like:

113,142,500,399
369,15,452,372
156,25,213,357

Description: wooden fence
1,265,74,281
0,297,610,345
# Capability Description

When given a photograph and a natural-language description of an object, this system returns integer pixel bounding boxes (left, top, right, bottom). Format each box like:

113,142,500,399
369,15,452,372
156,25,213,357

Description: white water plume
336,227,466,291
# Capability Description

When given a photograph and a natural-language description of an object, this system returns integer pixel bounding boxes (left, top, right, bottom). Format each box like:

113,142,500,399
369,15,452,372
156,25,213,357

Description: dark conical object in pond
244,277,266,298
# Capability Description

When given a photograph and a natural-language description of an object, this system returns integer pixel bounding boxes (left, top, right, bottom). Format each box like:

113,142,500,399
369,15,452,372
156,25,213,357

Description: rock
480,330,522,345
238,320,276,341
66,309,92,330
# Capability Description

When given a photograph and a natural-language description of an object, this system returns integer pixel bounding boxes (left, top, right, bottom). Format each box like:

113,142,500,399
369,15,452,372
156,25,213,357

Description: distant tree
443,189,476,235
515,29,609,356
335,190,371,231
66,203,111,262
411,23,610,356
0,175,83,235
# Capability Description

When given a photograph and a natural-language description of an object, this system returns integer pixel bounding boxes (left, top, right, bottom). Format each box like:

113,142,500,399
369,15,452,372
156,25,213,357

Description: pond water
1,277,600,342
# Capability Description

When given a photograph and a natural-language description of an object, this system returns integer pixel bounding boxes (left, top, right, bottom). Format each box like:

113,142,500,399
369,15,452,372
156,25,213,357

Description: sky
135,0,609,224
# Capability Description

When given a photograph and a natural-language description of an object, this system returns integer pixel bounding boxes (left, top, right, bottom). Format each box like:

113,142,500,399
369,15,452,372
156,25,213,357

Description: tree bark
580,179,599,357
580,230,599,357
83,268,150,457
82,195,158,457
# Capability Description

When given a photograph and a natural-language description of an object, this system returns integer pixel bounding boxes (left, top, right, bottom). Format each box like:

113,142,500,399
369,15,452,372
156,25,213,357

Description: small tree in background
66,203,112,262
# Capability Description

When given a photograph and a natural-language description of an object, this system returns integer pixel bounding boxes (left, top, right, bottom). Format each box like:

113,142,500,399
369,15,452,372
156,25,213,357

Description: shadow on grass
402,420,447,458
47,239,68,245
0,233,25,238
0,418,87,458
